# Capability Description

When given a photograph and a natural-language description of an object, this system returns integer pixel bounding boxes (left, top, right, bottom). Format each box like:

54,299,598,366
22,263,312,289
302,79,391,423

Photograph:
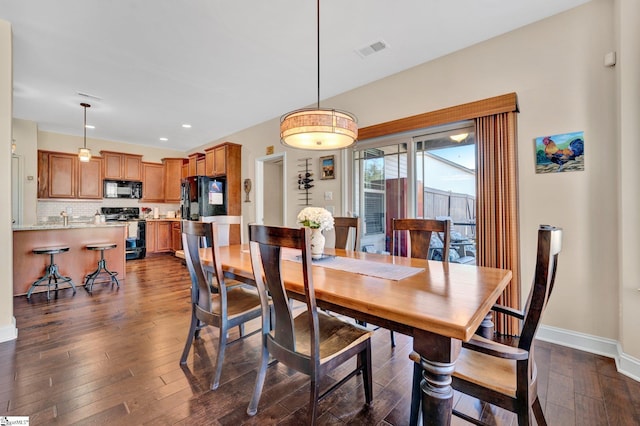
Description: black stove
102,207,146,260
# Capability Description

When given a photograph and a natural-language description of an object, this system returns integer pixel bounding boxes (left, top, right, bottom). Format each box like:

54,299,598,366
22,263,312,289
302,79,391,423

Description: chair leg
211,325,228,390
532,397,547,426
409,361,422,426
361,343,373,404
180,310,198,365
247,340,270,416
308,379,320,424
390,330,396,348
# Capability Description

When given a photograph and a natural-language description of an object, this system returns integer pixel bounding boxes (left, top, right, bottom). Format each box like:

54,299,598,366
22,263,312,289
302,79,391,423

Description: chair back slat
518,225,562,350
334,217,360,251
249,225,319,360
182,221,217,315
392,218,450,261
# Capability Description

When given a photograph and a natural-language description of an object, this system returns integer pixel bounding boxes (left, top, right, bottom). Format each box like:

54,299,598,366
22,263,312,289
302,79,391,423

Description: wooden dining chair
246,224,373,423
409,225,562,426
388,218,451,347
333,216,360,251
392,218,451,260
179,221,262,390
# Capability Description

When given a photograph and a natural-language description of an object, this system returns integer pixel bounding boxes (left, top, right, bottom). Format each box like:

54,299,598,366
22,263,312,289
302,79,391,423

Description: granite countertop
145,217,182,222
13,222,127,231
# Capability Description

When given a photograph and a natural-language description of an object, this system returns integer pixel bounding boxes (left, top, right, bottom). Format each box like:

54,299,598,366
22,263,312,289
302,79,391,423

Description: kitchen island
13,223,127,296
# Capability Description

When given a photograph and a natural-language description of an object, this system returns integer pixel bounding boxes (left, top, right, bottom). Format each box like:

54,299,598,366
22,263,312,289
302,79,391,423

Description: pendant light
78,102,92,162
280,0,357,150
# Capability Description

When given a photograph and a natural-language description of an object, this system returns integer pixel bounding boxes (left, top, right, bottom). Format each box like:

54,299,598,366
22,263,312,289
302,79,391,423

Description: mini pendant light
78,102,92,162
280,0,357,150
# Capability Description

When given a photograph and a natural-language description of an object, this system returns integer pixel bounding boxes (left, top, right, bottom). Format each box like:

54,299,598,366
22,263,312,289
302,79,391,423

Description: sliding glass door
352,122,476,262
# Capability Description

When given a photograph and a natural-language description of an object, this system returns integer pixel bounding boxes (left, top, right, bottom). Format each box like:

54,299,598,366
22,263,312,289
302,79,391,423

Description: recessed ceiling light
182,124,192,129
85,125,95,129
159,137,168,142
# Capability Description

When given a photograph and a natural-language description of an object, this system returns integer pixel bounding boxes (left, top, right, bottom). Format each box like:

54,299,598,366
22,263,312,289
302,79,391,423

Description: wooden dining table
178,244,512,425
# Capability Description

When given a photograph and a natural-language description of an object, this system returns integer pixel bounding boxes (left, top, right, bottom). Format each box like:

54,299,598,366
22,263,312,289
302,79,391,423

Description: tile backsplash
37,198,180,222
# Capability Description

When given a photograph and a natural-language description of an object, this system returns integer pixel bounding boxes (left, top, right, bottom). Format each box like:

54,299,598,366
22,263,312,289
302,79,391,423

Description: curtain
475,112,520,335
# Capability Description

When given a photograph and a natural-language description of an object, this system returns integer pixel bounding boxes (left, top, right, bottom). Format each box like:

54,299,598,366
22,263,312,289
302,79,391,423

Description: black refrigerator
181,176,227,220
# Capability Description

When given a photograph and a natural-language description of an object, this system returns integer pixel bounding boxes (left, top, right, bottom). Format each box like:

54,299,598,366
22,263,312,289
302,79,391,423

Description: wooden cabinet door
102,152,123,180
48,153,76,198
163,158,183,202
142,162,165,202
146,221,157,253
124,155,142,181
77,157,103,199
196,158,205,176
156,221,172,252
181,162,189,179
204,148,215,176
171,222,182,252
213,145,227,176
37,151,50,198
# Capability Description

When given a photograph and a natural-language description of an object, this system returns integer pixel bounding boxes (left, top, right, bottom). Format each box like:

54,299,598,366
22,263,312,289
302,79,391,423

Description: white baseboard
537,324,640,382
0,316,18,343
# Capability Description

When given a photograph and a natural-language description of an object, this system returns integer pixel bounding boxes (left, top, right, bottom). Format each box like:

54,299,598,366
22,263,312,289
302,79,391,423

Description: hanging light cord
81,102,90,148
316,0,320,109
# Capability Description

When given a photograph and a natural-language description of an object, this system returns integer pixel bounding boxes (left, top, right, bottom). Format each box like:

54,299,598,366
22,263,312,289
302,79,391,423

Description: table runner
281,248,423,281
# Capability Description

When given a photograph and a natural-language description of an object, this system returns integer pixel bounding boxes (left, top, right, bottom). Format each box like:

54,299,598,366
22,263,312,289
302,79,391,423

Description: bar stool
84,243,120,293
27,246,77,300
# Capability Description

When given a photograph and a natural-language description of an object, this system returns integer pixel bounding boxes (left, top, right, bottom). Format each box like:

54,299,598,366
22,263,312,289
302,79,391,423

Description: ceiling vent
77,92,103,101
356,40,388,58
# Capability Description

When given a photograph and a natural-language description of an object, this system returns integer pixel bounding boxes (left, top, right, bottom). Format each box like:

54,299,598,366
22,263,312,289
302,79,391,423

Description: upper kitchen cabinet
38,150,102,199
141,162,165,202
188,153,205,177
101,151,143,181
77,157,103,199
205,143,240,177
163,158,183,202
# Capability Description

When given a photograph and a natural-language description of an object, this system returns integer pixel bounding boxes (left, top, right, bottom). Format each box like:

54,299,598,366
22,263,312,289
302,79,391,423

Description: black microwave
103,180,143,199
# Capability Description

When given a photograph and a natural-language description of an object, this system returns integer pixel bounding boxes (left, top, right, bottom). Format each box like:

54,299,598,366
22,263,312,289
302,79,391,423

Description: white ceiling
1,0,590,152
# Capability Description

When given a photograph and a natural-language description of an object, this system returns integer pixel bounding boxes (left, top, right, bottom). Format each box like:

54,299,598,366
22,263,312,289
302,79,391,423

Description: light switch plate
324,191,332,201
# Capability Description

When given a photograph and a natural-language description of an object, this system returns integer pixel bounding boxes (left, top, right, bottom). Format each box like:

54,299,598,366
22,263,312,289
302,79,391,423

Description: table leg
412,329,461,426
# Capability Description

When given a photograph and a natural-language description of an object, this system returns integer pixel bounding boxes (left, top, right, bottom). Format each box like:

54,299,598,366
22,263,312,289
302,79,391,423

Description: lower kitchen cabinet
171,222,182,252
146,220,173,254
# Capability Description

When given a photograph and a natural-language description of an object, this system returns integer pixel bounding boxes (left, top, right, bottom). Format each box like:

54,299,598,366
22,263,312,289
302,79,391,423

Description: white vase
309,228,325,259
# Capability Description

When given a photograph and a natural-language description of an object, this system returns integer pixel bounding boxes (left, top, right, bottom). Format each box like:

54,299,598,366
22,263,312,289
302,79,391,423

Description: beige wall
1,19,17,342
617,0,640,358
12,118,38,224
38,130,185,163
195,1,639,359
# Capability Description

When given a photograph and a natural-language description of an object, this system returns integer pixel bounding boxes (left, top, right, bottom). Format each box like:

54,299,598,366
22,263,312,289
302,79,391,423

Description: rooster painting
535,131,585,173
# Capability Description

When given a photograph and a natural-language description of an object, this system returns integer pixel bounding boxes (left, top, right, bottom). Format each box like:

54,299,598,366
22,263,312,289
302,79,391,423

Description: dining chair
179,221,262,390
409,224,562,426
392,218,451,260
333,216,360,251
246,224,373,423
388,218,451,347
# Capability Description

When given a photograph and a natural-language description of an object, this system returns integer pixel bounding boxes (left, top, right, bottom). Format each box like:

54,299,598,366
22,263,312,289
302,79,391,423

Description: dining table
177,244,512,426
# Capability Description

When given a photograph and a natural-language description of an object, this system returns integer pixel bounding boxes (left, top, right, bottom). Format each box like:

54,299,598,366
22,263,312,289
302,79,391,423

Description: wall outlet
325,205,335,214
66,207,73,214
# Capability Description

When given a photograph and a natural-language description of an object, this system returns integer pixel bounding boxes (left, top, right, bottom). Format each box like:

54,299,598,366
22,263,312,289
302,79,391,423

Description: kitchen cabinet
181,160,189,180
141,162,165,202
146,220,172,253
163,158,183,202
188,153,204,177
101,151,143,181
204,145,232,177
171,222,182,252
146,221,157,253
77,157,103,199
38,150,102,199
48,152,76,198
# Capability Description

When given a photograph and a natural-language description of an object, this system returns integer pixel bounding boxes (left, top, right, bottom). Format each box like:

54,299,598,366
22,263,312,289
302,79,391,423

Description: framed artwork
534,131,584,173
320,155,335,180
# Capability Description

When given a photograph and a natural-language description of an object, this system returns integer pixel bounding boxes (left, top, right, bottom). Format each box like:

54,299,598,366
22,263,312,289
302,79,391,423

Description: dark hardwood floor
2,254,639,425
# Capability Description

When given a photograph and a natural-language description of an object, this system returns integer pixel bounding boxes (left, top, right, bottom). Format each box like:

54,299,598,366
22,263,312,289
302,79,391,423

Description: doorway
255,152,286,226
